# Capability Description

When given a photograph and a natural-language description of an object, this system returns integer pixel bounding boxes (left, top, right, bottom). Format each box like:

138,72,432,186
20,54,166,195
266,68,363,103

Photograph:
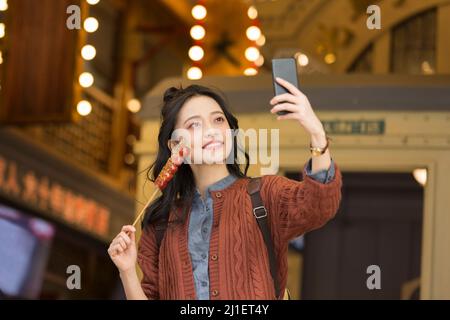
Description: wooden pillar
436,3,450,73
109,2,141,177
373,32,391,74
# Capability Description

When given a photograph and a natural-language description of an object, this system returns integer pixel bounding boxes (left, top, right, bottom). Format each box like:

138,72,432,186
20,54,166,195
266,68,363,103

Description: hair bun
163,86,182,103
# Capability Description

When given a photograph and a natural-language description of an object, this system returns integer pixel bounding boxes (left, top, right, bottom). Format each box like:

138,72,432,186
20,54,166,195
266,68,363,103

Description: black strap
246,177,281,299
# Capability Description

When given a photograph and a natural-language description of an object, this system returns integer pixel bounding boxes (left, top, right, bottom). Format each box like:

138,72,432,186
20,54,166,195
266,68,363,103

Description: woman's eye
215,116,225,123
188,122,201,129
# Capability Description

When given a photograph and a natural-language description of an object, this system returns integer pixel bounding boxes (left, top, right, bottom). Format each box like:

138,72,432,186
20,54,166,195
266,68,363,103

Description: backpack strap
247,177,281,299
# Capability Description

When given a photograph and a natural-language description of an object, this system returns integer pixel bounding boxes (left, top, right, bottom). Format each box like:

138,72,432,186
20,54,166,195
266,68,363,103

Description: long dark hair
142,84,250,229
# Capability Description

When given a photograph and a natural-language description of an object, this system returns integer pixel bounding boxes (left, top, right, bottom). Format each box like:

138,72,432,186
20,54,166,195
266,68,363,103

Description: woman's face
172,95,233,165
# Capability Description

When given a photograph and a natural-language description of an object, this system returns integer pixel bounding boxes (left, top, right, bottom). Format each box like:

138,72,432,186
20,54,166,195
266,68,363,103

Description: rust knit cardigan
137,161,342,300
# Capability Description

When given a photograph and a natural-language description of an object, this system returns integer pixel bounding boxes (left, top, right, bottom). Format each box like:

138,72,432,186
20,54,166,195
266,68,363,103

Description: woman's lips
203,141,223,150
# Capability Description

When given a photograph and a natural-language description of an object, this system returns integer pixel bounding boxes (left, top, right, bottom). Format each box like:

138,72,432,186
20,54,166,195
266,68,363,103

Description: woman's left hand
270,77,325,138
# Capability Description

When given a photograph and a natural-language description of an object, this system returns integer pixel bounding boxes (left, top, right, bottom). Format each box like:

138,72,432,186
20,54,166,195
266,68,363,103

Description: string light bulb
84,17,99,33
246,26,261,41
245,47,260,62
190,25,206,40
192,5,207,20
79,72,94,88
77,100,92,116
0,0,7,11
413,168,427,186
244,67,258,76
248,6,258,19
324,53,336,64
187,66,202,80
127,99,141,113
256,34,266,47
255,55,264,67
296,53,309,67
188,45,204,61
81,45,96,60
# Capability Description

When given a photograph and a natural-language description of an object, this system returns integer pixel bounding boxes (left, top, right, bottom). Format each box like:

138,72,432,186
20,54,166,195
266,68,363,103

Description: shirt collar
194,173,238,197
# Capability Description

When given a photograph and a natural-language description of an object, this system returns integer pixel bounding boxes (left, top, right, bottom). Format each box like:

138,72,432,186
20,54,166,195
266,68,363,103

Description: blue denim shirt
188,159,335,299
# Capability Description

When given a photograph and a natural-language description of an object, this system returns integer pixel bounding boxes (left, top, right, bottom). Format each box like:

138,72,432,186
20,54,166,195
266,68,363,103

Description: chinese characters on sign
0,156,110,238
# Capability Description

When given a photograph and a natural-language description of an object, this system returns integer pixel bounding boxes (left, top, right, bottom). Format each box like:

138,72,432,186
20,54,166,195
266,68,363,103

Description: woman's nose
204,128,220,139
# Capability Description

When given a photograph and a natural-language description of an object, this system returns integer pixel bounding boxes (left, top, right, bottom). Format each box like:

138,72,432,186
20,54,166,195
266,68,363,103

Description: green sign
322,119,385,135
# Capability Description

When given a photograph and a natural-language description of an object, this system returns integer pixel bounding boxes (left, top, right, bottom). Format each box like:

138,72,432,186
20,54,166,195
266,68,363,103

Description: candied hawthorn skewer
131,138,188,227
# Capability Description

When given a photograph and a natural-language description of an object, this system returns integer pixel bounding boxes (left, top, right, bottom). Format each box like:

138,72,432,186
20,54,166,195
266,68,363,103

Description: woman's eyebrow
183,115,200,125
183,111,224,125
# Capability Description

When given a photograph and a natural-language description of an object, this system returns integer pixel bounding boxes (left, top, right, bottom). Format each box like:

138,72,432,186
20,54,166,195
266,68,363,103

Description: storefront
0,128,135,299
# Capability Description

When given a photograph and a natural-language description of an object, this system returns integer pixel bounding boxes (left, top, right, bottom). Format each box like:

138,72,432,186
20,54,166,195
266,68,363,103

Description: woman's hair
142,84,250,229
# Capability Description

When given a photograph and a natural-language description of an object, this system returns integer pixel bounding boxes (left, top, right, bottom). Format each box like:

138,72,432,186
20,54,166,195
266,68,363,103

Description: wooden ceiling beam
157,0,194,25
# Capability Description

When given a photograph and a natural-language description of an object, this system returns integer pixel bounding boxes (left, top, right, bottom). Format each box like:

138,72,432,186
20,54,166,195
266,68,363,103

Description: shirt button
202,227,208,233
215,192,222,198
202,281,208,287
211,254,218,261
212,290,219,296
201,253,207,259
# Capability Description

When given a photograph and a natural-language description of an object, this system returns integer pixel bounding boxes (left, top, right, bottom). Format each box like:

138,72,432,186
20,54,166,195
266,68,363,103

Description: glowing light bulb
255,55,264,67
297,53,309,66
244,67,258,76
0,23,5,38
77,100,92,116
324,53,336,64
84,17,99,33
0,0,8,11
188,45,204,61
246,26,261,41
81,45,96,60
127,99,141,113
256,34,266,46
187,66,202,80
248,6,258,19
190,25,206,40
245,47,260,62
413,168,427,186
79,72,94,88
192,5,207,20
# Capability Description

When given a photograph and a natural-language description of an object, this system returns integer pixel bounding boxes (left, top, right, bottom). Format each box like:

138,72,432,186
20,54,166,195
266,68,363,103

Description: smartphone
271,58,299,115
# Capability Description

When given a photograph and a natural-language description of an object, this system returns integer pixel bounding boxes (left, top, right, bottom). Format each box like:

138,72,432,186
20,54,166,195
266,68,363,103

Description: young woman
108,77,342,300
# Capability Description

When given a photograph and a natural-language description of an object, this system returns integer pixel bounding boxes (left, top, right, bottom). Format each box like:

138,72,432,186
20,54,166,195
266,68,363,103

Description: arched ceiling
159,0,450,73
256,0,450,72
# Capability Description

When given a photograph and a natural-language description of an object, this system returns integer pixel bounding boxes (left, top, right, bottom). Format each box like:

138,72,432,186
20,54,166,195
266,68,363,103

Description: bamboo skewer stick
131,137,187,228
132,188,160,227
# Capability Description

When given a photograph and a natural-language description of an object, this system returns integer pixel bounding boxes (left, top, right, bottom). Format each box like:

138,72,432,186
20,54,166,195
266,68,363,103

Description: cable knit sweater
137,162,342,300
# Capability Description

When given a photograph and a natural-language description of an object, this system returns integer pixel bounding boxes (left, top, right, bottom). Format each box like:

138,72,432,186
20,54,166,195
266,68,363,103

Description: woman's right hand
108,225,137,274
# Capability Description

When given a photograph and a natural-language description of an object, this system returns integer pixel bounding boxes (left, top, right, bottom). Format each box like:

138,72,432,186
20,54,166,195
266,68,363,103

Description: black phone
271,58,299,115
